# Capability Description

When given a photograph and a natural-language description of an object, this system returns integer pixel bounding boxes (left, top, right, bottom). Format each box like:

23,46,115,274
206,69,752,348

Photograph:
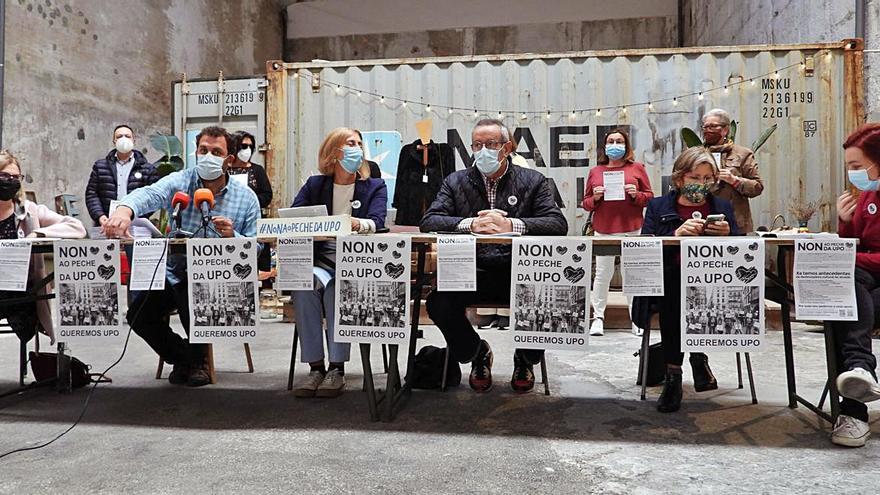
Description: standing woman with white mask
582,128,654,336
228,131,273,211
289,127,387,399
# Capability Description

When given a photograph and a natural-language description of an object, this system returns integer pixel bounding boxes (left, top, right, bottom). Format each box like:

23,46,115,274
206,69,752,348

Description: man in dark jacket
420,119,567,394
85,124,158,226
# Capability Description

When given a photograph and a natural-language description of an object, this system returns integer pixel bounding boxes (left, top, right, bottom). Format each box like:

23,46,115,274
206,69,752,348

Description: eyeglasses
0,172,22,181
470,140,505,152
701,124,728,130
684,175,715,184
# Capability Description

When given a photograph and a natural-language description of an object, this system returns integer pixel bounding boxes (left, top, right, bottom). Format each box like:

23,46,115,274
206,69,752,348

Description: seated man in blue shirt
420,119,568,393
103,126,261,387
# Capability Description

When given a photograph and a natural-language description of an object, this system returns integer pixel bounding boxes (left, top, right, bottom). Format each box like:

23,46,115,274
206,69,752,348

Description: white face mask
237,148,253,163
115,137,134,154
196,153,226,181
474,147,502,175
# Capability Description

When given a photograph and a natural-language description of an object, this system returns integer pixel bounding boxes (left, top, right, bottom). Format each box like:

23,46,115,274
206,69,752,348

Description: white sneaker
315,369,346,398
589,318,604,336
837,367,880,403
293,370,325,398
831,414,870,447
631,324,644,337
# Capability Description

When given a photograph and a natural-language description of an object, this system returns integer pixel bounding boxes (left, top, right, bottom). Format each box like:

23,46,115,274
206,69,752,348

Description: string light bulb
697,92,704,100
425,104,432,112
546,111,552,119
750,79,756,86
773,71,780,79
520,113,528,121
401,101,407,108
723,86,729,95
595,109,602,116
448,108,454,114
621,106,627,114
648,102,654,111
672,97,679,106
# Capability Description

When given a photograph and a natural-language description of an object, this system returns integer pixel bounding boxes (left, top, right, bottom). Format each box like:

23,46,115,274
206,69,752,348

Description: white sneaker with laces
316,369,346,398
831,414,870,447
837,367,880,403
631,324,644,337
293,370,325,398
589,318,604,336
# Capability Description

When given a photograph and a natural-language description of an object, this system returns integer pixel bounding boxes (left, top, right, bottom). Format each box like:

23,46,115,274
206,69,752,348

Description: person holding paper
0,150,86,345
421,119,568,394
638,147,738,413
582,128,654,337
85,124,158,227
228,131,274,277
102,126,261,387
827,123,880,447
289,127,387,398
702,109,763,234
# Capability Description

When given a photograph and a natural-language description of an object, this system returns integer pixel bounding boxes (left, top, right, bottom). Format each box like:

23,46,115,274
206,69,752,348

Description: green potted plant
148,133,185,233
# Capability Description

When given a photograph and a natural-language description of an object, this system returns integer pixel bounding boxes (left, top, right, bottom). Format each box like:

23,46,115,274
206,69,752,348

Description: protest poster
335,236,411,345
794,238,857,320
187,238,259,344
0,240,31,291
276,237,314,291
436,235,476,291
602,170,625,201
510,238,591,351
256,215,351,237
621,238,664,296
54,240,124,343
681,238,764,352
129,238,168,291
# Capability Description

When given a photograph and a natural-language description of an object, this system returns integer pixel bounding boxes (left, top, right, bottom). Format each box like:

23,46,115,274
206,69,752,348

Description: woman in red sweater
582,128,654,336
831,123,880,448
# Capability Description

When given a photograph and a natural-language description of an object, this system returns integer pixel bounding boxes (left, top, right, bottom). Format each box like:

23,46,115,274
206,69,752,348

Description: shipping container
172,75,268,169
259,40,864,234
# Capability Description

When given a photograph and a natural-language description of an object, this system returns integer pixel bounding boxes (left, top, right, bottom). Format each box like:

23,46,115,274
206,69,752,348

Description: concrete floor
0,320,878,494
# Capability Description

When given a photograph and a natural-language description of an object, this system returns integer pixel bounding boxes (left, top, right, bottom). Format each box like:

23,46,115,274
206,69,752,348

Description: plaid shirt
457,167,527,234
120,167,261,284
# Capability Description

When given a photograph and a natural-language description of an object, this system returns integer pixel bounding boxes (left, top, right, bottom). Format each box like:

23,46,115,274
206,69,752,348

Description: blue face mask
339,146,363,174
605,143,626,160
474,147,502,175
848,167,880,191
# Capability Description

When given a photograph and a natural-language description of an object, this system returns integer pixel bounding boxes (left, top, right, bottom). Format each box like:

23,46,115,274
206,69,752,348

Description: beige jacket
12,200,87,343
708,141,763,233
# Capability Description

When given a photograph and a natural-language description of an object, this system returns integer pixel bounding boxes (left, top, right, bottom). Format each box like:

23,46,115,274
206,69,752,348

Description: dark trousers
127,280,207,366
0,291,37,342
657,269,708,367
832,266,879,421
425,269,543,365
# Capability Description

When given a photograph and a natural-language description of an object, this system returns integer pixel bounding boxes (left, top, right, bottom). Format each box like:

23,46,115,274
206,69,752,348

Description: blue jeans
292,268,351,363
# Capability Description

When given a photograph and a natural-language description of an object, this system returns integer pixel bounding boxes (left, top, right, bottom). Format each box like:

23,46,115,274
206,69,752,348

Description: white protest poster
187,238,259,344
794,238,857,320
0,240,31,291
335,236,411,345
276,237,314,291
54,240,124,343
436,235,476,291
129,238,168,291
510,237,591,351
602,170,626,201
621,238,664,296
681,238,764,352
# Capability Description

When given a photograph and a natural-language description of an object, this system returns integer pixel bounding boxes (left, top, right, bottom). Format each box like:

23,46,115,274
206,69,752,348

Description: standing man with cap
85,124,158,226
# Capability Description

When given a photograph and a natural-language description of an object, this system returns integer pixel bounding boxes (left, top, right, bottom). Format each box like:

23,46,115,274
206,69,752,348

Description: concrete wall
4,0,283,214
284,0,679,61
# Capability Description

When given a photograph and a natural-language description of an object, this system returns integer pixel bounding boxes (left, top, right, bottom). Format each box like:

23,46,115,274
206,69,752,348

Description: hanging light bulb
426,104,432,112
621,106,627,114
697,92,704,100
292,72,299,79
448,108,454,114
723,86,729,95
473,109,479,118
401,101,407,108
595,109,602,116
569,110,577,120
335,85,342,94
773,71,780,79
648,102,654,111
356,90,362,97
750,79,756,86
497,112,504,119
672,98,679,106
380,96,386,103
520,113,528,120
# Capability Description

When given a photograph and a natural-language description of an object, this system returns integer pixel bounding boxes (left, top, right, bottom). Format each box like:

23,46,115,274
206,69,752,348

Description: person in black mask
0,150,86,346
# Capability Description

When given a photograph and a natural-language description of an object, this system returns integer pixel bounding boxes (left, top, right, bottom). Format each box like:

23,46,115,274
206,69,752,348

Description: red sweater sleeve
630,163,654,207
582,168,600,211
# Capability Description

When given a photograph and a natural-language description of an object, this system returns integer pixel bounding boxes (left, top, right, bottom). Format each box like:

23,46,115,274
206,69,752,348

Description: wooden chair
155,344,253,383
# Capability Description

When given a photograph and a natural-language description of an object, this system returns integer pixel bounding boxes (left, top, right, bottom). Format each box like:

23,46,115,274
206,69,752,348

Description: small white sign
257,214,352,238
54,240,124,343
602,170,626,201
187,238,259,343
712,152,723,169
129,238,168,291
277,237,314,291
794,239,857,320
510,237,591,351
621,238,664,296
436,235,476,291
0,240,31,291
335,236,411,345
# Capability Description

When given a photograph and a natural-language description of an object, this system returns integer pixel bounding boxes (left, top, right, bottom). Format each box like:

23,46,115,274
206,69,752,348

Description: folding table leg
540,355,549,396
360,343,380,422
780,299,798,408
736,353,744,389
639,325,651,401
823,323,840,422
745,352,757,404
287,325,298,391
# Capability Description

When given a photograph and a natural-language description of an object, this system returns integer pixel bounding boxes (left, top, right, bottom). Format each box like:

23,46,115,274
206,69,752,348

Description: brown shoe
187,362,211,387
168,363,189,385
510,352,535,393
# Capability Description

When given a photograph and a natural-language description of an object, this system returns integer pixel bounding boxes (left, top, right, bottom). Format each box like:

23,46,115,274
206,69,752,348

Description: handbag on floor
29,351,109,388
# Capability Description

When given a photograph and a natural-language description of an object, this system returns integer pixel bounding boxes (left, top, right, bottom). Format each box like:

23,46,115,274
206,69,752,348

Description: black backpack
410,346,461,389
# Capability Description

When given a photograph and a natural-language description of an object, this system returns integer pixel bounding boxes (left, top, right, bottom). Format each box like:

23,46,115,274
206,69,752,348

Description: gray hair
473,118,510,142
702,108,731,126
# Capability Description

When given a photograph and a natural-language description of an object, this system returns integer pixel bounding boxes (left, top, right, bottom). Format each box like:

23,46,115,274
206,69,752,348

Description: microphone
171,192,190,228
193,188,215,234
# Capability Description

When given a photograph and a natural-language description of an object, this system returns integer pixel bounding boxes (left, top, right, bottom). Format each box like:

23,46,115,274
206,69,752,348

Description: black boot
657,369,683,413
690,353,718,392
